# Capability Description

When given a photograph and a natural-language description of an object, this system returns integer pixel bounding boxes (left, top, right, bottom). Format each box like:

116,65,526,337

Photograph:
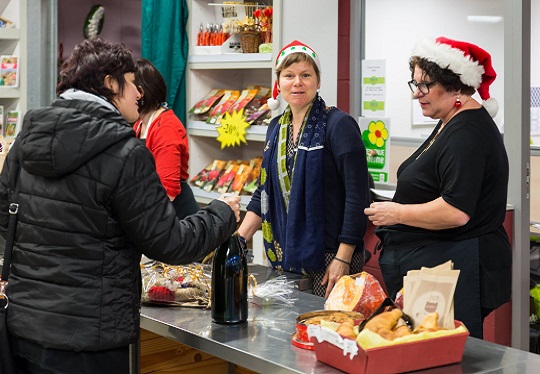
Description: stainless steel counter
139,265,540,373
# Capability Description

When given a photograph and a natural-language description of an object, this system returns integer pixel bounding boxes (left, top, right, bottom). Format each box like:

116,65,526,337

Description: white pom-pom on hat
482,97,499,117
412,36,498,117
267,81,280,111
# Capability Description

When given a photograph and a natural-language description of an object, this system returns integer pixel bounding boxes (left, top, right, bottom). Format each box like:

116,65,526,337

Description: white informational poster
361,59,386,118
359,117,391,183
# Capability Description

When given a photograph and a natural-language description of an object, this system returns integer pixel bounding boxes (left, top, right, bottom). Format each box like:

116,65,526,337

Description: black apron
378,238,483,338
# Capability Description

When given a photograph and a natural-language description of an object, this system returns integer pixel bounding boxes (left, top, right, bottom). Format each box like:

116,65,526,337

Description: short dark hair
134,58,167,115
409,56,476,96
57,38,137,101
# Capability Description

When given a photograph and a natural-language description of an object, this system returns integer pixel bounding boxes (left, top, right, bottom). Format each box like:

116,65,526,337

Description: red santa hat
267,40,321,111
412,36,498,117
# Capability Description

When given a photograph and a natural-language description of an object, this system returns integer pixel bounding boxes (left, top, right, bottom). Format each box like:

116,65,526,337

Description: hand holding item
364,201,402,226
322,259,349,298
218,193,241,222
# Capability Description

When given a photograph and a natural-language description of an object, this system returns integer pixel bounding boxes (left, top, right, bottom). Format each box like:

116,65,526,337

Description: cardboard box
308,322,468,374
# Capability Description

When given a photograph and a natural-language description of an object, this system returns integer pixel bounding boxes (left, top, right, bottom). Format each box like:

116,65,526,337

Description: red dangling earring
454,97,462,108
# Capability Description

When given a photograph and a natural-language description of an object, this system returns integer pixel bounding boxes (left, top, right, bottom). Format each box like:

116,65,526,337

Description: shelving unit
185,0,338,209
186,0,279,208
0,0,26,154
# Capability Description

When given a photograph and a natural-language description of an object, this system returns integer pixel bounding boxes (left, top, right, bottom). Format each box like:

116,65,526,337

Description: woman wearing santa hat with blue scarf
365,37,511,339
238,40,371,298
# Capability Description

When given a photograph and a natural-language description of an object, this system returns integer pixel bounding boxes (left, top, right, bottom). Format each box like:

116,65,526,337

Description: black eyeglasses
408,80,437,94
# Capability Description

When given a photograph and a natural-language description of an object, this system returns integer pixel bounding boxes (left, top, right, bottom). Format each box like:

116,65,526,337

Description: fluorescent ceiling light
467,15,503,23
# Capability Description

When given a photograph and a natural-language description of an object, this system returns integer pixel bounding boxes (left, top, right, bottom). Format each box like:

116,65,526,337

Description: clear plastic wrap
249,275,298,306
141,261,211,307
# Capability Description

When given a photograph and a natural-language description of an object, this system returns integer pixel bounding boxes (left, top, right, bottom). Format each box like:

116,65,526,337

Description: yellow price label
216,109,250,149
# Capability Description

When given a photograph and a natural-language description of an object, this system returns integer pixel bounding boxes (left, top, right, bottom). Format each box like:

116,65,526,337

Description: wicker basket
240,31,263,53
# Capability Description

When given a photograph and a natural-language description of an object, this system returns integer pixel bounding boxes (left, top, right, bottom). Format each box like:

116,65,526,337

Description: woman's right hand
218,194,241,222
364,201,402,226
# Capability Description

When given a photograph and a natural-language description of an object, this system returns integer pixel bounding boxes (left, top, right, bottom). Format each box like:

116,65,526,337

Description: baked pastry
336,320,357,340
414,312,442,333
363,308,403,340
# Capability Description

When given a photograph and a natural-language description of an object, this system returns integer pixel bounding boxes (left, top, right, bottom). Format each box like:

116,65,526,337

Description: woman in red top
134,58,199,219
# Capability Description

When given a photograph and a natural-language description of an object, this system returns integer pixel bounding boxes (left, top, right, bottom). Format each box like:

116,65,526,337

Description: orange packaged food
324,272,387,319
229,163,252,195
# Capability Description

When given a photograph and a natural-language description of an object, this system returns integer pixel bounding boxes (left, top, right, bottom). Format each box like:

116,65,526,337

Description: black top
377,107,509,249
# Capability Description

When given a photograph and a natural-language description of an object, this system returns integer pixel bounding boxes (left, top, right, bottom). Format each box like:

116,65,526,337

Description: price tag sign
216,109,250,149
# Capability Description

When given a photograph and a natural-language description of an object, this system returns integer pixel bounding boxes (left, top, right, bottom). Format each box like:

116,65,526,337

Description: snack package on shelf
191,157,262,196
141,261,212,307
215,161,241,194
227,88,259,115
206,90,241,125
201,160,232,192
246,103,271,125
325,272,387,319
244,86,271,121
190,159,227,188
229,163,252,195
242,157,263,194
189,89,225,121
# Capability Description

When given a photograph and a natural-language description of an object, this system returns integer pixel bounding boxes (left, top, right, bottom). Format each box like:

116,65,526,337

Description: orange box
308,322,468,373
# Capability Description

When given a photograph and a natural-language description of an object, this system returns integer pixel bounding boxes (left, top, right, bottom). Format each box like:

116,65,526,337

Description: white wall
282,0,338,106
364,0,504,139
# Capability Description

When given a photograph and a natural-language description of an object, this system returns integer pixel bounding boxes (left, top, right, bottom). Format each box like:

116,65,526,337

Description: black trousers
10,334,129,374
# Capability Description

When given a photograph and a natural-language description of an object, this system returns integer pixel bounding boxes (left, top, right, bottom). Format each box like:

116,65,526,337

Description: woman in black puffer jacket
0,38,240,373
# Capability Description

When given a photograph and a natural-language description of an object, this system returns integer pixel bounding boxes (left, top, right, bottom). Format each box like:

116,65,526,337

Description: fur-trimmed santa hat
412,36,498,117
267,40,321,111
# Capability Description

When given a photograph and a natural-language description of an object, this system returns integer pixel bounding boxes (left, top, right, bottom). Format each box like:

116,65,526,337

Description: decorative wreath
83,5,105,40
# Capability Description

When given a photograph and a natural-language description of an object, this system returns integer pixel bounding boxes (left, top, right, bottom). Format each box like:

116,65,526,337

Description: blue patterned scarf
260,95,329,273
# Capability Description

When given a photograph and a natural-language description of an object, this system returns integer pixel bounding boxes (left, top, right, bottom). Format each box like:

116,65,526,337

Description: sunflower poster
359,117,390,183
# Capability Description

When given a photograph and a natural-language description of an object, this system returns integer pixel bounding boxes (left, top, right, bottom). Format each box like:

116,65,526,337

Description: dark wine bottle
211,233,248,324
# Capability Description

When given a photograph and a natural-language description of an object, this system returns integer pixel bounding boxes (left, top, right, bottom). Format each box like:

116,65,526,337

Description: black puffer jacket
0,98,236,351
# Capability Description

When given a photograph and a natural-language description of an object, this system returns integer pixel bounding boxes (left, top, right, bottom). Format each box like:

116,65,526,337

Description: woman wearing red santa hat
365,36,511,339
238,40,371,298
